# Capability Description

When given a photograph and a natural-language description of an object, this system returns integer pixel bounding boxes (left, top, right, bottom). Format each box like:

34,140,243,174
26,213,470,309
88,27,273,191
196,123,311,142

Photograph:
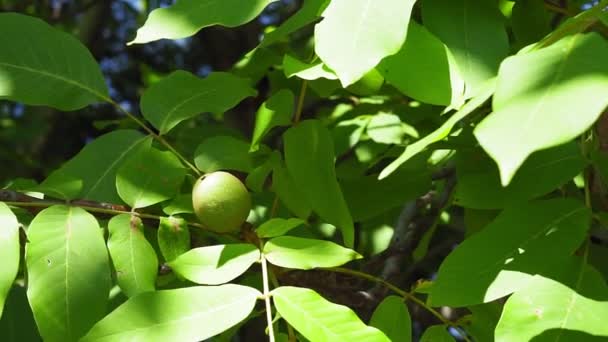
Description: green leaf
256,218,306,238
130,0,278,44
162,194,194,215
39,130,149,203
379,21,454,105
314,0,417,86
194,135,253,173
82,284,261,341
464,303,502,342
158,216,191,262
263,236,361,269
116,145,186,209
495,262,608,341
0,286,40,342
429,199,590,307
0,203,19,318
475,33,608,185
341,168,431,221
26,205,110,342
246,152,279,192
283,55,338,80
272,286,390,342
511,0,551,47
260,0,329,47
272,161,313,219
0,13,108,110
454,142,587,209
168,244,259,285
141,71,256,134
369,296,412,342
107,214,158,297
366,112,409,145
251,90,294,152
422,0,508,97
420,325,455,342
379,79,495,179
283,120,354,246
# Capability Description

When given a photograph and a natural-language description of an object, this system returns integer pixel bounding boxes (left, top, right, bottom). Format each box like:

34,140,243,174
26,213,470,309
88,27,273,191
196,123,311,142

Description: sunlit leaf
255,218,306,238
168,244,259,285
475,33,608,185
283,55,337,80
272,286,390,341
141,71,256,134
130,0,278,44
82,284,261,341
194,135,254,173
0,203,19,318
158,216,191,262
251,90,294,152
107,214,158,297
0,13,108,110
263,236,361,269
315,0,417,86
26,205,110,341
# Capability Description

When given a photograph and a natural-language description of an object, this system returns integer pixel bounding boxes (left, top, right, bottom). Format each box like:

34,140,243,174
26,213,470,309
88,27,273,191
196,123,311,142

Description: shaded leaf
82,284,261,342
256,218,306,238
272,161,313,219
116,145,186,209
107,214,158,297
454,142,587,209
511,0,552,47
283,55,337,80
370,296,412,342
39,130,149,203
0,203,19,318
429,199,590,307
158,216,191,262
26,205,110,342
141,71,256,134
0,13,108,110
420,325,455,342
260,0,329,47
475,33,608,185
272,286,390,341
162,194,194,216
314,0,417,86
195,135,253,173
283,120,354,246
251,90,294,152
423,0,508,96
130,0,278,44
168,244,259,285
263,236,361,269
0,286,40,342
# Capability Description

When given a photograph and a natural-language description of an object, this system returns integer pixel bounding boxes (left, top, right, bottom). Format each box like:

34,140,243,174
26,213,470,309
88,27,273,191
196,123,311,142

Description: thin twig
261,255,276,342
293,80,308,124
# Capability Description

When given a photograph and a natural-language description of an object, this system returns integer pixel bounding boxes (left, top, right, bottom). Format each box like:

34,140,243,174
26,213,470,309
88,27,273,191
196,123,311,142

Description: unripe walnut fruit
192,171,251,233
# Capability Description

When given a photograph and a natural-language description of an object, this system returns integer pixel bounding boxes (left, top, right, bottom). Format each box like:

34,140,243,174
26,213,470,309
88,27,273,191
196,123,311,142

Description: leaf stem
293,80,308,124
261,254,276,342
329,267,471,341
103,97,201,176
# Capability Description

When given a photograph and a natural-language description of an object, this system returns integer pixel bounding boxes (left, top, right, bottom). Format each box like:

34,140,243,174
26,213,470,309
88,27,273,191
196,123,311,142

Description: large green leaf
475,33,608,185
157,216,191,262
141,71,256,134
26,205,110,342
379,21,456,106
429,199,590,307
283,120,354,246
38,130,149,203
422,0,508,97
420,325,455,342
455,142,587,209
107,214,158,297
495,261,608,341
370,296,412,342
130,0,277,44
82,284,261,341
0,203,19,318
116,145,186,209
260,0,329,47
0,286,40,342
314,0,417,87
272,160,313,219
0,13,108,110
263,236,361,270
194,135,254,173
251,90,294,152
273,286,390,342
168,244,259,285
341,168,431,221
379,79,495,179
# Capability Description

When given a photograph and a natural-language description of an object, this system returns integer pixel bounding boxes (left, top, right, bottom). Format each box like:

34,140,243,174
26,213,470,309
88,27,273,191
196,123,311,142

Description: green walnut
192,171,251,233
